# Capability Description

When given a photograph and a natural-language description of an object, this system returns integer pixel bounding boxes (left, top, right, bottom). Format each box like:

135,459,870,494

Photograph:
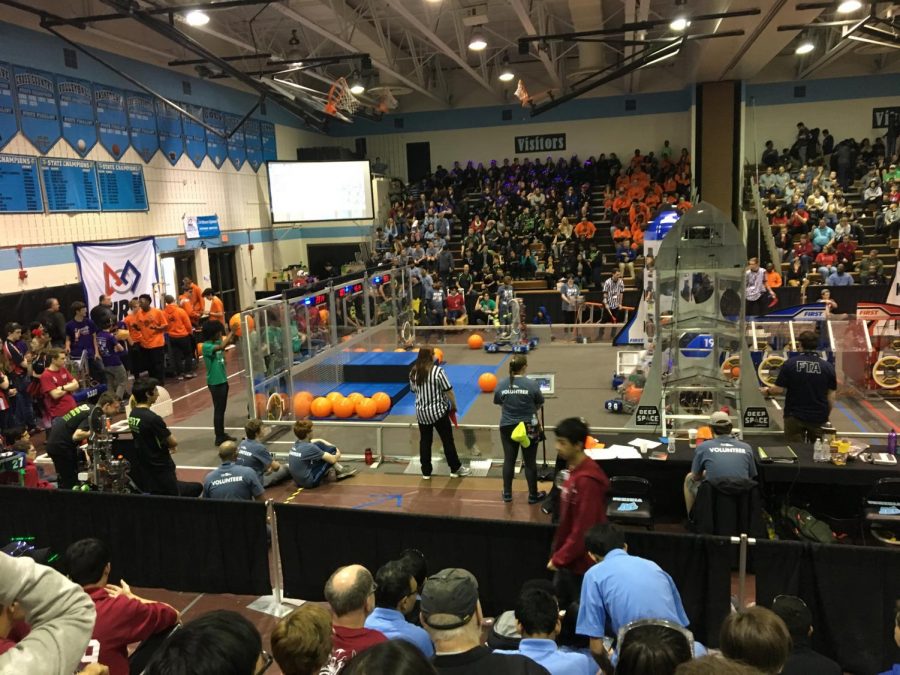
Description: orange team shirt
631,227,645,247
164,304,193,338
574,220,596,239
613,226,631,243
678,200,693,212
189,283,203,311
644,192,661,209
615,175,629,191
178,292,198,324
612,196,630,213
137,307,168,349
629,203,650,229
766,271,783,288
663,177,677,193
123,313,142,345
208,296,225,323
626,185,645,203
632,170,649,186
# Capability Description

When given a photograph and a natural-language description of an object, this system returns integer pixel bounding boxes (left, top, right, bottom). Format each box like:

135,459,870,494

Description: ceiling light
289,29,300,46
184,10,210,27
468,30,487,51
837,0,863,13
349,72,366,95
795,39,815,54
669,17,690,31
499,68,515,82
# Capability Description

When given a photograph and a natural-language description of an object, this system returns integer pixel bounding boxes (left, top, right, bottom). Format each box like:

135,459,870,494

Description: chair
606,476,654,530
691,478,766,537
863,477,900,546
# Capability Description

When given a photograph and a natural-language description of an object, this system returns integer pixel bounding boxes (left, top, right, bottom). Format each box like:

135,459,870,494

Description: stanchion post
373,425,383,468
247,499,296,617
730,533,756,611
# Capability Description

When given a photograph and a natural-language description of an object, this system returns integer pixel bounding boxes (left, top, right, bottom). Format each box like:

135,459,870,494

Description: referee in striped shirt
602,270,625,323
409,346,470,479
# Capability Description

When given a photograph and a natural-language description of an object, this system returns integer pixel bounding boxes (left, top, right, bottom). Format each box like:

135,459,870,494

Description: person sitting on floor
236,418,290,488
65,537,180,675
770,595,840,675
202,442,265,501
287,419,357,488
493,586,595,674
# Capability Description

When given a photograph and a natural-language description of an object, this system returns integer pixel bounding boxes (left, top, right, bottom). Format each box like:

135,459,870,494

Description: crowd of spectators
758,123,899,290
4,523,894,674
371,146,694,325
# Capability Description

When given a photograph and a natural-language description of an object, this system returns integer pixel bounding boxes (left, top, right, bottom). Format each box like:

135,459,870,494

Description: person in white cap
683,411,757,515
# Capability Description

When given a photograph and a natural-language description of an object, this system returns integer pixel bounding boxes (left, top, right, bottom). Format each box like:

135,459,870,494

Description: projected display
97,161,148,212
0,154,42,213
267,160,374,223
40,157,99,212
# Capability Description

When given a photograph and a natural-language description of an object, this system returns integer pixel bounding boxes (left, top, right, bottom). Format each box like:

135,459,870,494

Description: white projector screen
267,160,375,223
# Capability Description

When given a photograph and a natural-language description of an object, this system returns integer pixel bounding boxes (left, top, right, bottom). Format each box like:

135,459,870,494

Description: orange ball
228,313,255,337
394,347,407,352
353,347,366,353
310,397,332,417
254,393,266,418
341,335,352,343
333,397,356,418
434,347,444,364
346,392,364,407
293,392,312,418
468,334,484,349
356,397,377,418
478,372,497,392
116,328,130,342
326,391,345,405
372,391,392,414
196,342,204,358
373,348,384,352
731,366,741,378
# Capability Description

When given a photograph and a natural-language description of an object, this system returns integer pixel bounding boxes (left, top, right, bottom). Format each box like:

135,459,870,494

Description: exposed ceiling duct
567,0,604,78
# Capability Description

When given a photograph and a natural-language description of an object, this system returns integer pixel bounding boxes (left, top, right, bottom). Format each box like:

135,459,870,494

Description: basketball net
376,88,399,114
324,77,360,117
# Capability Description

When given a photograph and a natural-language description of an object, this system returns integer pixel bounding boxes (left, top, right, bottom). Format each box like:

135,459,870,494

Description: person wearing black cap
420,568,549,674
770,596,840,675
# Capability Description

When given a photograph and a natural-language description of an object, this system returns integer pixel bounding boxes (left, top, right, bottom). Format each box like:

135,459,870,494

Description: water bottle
667,436,676,454
888,429,898,456
813,438,824,462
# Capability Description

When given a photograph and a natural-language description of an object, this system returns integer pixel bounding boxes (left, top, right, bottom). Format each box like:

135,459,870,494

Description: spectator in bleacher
790,234,814,273
785,259,808,292
14,439,52,489
271,603,332,675
769,595,841,675
36,297,66,348
835,235,857,267
815,246,838,278
65,537,179,675
764,263,782,289
759,167,777,194
548,418,609,608
144,610,268,675
576,524,696,667
364,560,433,658
826,263,854,287
202,442,264,501
616,240,637,280
3,322,35,431
615,621,694,675
761,141,778,169
39,348,79,423
420,568,548,674
719,607,791,675
0,552,96,673
322,565,387,671
863,179,883,212
880,202,900,237
493,586,594,675
810,221,835,252
237,418,289,487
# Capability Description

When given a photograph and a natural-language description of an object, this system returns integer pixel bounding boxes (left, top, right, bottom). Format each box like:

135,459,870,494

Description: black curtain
754,540,900,675
0,487,270,595
624,531,733,648
275,504,555,617
0,282,84,327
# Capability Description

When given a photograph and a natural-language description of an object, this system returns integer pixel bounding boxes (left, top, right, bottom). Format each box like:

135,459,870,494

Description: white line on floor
167,369,246,405
884,399,900,413
771,399,781,410
177,464,217,470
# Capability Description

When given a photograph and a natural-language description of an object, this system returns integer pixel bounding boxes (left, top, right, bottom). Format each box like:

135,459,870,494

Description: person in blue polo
202,442,264,501
494,586,594,674
576,523,700,668
287,419,356,488
364,559,434,658
236,418,290,487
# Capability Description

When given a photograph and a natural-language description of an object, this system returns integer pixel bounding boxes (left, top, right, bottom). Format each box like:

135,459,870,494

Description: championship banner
183,103,207,169
73,238,158,321
57,75,97,158
0,63,18,152
224,112,246,171
243,118,262,172
95,85,128,160
155,99,183,166
126,92,159,163
260,121,276,163
13,66,61,155
204,108,226,169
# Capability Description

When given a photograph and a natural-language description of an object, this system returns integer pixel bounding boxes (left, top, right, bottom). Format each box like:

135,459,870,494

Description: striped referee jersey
603,276,625,310
410,365,452,425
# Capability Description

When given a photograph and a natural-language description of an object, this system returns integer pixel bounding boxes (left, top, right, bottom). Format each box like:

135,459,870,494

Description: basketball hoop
376,88,399,114
324,77,360,117
514,79,531,107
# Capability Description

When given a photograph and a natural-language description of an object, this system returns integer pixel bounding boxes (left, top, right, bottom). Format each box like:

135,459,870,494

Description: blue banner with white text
0,63,18,152
94,85,128,160
260,121,276,162
224,113,246,170
57,76,97,158
183,103,207,169
13,66,61,154
156,99,183,166
204,108,226,169
243,118,262,172
126,92,158,163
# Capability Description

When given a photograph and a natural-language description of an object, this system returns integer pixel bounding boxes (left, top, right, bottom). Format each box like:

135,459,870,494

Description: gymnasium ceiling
1,0,899,121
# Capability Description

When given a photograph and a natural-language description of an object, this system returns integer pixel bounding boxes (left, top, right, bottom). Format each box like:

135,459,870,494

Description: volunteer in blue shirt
364,559,434,658
762,329,836,442
683,411,757,514
236,418,290,487
287,419,356,488
493,354,546,504
202,442,264,501
494,587,594,675
577,524,697,668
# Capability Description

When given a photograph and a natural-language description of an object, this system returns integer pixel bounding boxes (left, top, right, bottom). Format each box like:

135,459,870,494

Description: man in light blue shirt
576,524,693,665
364,559,434,657
202,442,264,501
811,223,835,252
826,264,854,287
494,587,594,675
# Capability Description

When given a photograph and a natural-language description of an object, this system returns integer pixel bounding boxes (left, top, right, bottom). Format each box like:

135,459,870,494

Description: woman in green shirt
201,320,236,445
